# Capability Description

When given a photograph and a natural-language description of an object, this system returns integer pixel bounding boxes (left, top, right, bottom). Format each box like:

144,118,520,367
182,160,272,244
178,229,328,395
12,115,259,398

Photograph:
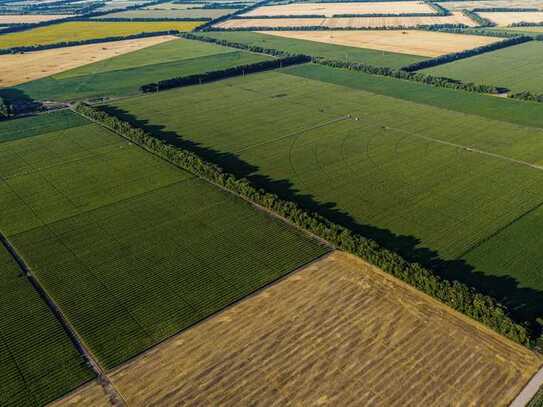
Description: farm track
0,232,124,407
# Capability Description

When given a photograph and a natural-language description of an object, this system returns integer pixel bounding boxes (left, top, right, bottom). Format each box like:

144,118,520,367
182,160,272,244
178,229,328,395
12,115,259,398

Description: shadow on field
102,105,543,332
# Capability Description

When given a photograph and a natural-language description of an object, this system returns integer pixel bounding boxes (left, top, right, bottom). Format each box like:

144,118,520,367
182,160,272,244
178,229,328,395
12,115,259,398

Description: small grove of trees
0,31,181,55
0,97,11,120
401,35,532,71
74,102,533,347
140,55,311,92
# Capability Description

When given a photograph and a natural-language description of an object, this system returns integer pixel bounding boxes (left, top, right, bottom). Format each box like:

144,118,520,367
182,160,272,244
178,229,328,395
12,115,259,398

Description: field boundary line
108,250,334,376
0,232,126,407
510,366,543,407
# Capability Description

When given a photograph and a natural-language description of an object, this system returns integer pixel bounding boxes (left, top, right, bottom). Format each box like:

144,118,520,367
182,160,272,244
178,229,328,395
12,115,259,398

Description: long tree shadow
102,105,543,332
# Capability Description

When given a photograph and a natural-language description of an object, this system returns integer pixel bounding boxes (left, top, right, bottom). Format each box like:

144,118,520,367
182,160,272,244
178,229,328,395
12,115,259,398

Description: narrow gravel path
510,367,543,407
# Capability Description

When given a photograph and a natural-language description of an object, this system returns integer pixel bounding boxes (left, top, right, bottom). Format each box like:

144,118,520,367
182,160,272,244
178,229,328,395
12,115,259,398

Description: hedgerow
75,102,532,346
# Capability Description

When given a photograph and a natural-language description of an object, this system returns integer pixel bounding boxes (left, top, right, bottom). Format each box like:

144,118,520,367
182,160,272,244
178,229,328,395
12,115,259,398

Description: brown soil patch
243,1,434,17
478,11,543,25
216,12,477,28
51,380,110,407
0,35,176,87
260,29,500,57
106,251,541,406
0,14,72,24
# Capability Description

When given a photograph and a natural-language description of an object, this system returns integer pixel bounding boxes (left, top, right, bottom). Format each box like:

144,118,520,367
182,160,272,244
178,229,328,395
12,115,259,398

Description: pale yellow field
0,14,72,24
0,35,176,88
242,1,435,17
260,30,500,57
51,380,110,407
100,251,540,406
216,12,477,28
479,11,543,25
439,0,543,11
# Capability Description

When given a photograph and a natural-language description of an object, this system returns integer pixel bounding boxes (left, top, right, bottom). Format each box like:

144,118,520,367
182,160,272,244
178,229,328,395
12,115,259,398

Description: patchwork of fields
110,64,543,321
424,41,543,94
0,237,94,406
215,12,477,28
14,38,273,101
0,110,328,370
260,29,500,57
194,31,426,67
0,21,203,49
105,252,541,406
0,35,176,88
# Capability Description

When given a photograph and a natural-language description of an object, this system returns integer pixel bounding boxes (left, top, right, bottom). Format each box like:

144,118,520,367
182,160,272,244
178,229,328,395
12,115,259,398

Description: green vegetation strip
0,240,94,407
0,110,327,370
15,38,273,101
108,66,543,339
423,41,543,94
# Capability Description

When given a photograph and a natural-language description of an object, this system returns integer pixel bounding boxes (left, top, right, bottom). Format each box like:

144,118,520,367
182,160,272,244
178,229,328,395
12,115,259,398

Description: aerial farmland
2,0,543,405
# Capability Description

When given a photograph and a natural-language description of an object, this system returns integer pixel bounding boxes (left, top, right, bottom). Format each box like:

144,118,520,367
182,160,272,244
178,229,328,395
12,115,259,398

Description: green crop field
423,41,543,94
97,8,236,18
482,26,543,36
0,110,328,370
193,31,426,69
109,64,543,323
0,21,203,49
0,242,94,406
14,38,273,101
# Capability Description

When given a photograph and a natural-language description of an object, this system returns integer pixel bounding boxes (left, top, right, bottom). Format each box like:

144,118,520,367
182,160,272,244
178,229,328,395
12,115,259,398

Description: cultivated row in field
0,238,94,406
0,35,176,88
58,252,541,406
423,41,543,94
0,21,202,49
13,37,273,101
109,61,543,322
215,12,477,28
242,1,436,17
260,29,500,57
0,110,328,371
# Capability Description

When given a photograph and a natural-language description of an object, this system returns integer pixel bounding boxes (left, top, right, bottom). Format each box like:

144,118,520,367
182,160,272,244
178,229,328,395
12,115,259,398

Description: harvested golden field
479,11,543,25
0,35,176,87
260,29,500,57
52,381,110,407
0,14,72,24
242,1,435,17
106,251,541,406
216,12,477,28
438,0,543,11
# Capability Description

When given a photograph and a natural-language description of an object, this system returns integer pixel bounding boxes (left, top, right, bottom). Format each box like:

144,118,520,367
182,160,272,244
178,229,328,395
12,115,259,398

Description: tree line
0,97,10,120
88,17,210,22
0,30,182,55
401,35,532,71
423,26,524,37
462,9,495,27
472,7,539,12
140,55,311,92
205,23,470,31
181,32,507,94
74,102,533,347
195,0,276,31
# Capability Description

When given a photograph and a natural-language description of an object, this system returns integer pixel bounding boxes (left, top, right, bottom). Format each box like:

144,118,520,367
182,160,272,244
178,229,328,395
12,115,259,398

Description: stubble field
478,11,543,25
215,12,477,28
260,29,500,57
0,35,176,88
438,0,543,11
242,1,436,17
0,14,71,24
103,252,541,406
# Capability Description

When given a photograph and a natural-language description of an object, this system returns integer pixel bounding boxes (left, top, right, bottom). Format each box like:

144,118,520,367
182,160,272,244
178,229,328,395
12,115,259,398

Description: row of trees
140,55,311,92
423,25,523,37
88,17,210,22
511,21,543,27
425,1,450,16
0,98,11,120
472,7,539,12
0,30,182,54
181,32,506,94
205,23,470,31
75,102,533,347
195,0,275,31
462,9,495,27
401,35,532,71
509,91,543,103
